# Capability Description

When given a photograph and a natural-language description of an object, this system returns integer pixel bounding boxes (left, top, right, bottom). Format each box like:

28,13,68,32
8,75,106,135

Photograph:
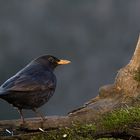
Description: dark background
0,0,140,120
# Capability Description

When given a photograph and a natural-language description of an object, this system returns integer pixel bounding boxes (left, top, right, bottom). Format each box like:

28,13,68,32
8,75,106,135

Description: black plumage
0,55,70,123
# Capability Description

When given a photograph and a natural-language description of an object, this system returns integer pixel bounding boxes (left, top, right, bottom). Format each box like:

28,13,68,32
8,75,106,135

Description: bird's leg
18,109,25,124
32,108,46,121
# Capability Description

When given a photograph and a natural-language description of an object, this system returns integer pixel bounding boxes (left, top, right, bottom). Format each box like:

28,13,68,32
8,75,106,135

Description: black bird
0,55,70,123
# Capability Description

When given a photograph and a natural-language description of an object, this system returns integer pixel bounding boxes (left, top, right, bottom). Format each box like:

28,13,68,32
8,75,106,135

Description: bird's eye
48,57,55,63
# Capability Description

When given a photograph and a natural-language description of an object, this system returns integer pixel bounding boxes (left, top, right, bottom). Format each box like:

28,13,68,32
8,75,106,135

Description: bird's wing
2,74,56,92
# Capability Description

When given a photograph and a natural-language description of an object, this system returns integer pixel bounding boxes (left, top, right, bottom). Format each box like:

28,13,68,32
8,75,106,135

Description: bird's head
34,55,71,70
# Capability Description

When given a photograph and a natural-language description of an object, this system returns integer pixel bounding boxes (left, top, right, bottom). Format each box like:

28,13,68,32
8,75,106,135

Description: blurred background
0,0,140,120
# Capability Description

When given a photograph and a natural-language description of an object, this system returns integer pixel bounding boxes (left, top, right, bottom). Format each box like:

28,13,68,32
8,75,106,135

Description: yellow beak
57,59,71,65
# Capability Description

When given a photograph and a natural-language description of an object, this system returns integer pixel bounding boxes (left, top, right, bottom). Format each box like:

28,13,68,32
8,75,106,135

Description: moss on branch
102,107,140,130
2,107,140,140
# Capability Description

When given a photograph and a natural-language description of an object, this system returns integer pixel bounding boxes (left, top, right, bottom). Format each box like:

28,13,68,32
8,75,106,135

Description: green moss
98,139,122,140
27,107,140,140
29,122,123,140
102,107,140,130
30,134,121,140
29,123,96,140
4,107,140,140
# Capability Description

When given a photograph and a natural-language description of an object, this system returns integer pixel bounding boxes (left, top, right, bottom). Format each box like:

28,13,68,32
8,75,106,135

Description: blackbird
0,55,70,123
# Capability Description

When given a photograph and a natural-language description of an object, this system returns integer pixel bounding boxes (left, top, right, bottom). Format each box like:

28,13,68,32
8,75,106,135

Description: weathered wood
1,35,140,140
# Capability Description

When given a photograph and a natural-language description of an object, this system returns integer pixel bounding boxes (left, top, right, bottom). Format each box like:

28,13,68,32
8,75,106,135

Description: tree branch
129,35,140,70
